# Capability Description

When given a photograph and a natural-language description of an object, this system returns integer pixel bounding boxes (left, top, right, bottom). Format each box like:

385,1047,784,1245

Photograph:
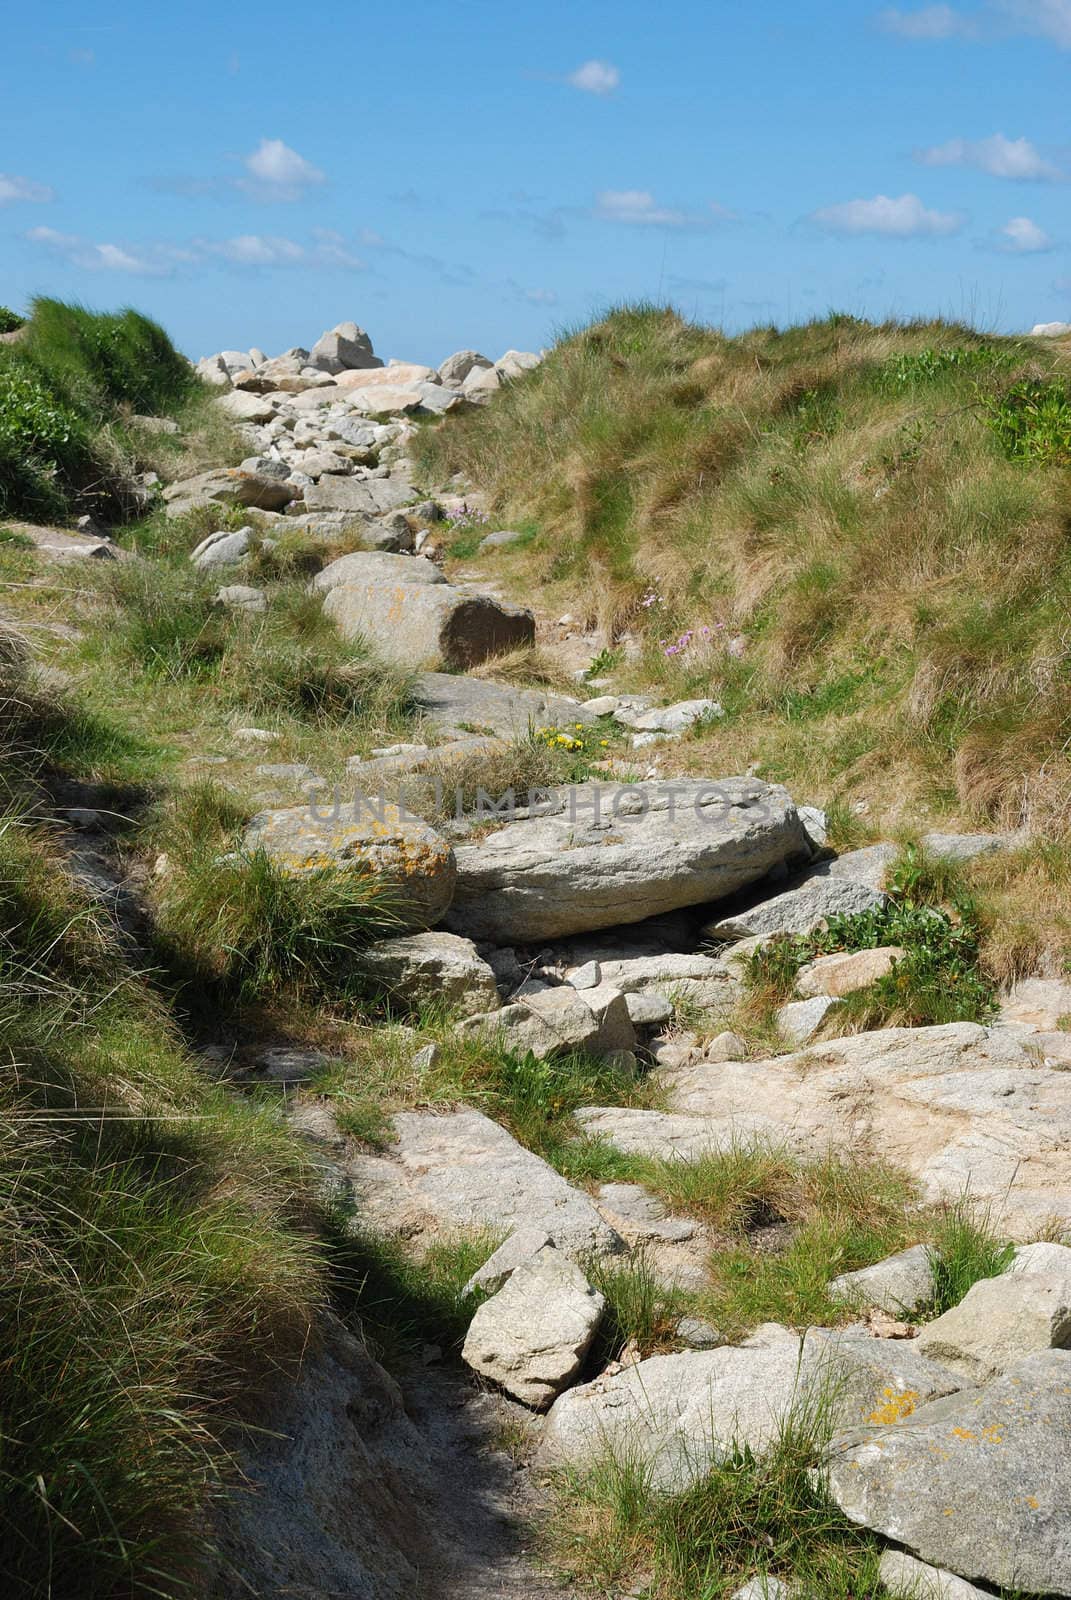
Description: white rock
356,932,500,1018
462,1247,604,1407
879,1550,992,1599
775,995,838,1045
190,527,252,570
1031,321,1071,336
916,1272,1071,1381
830,1243,935,1315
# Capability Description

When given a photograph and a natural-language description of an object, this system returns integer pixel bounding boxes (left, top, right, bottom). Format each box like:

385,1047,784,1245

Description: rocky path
27,319,1071,1598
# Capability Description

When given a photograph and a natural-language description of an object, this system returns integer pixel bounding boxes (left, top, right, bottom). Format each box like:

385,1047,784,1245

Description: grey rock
164,467,298,517
705,1028,749,1061
580,983,637,1052
322,582,535,670
823,843,899,890
439,349,492,385
776,995,838,1045
915,1272,1071,1381
461,1247,604,1408
456,986,601,1059
830,1243,935,1315
243,802,455,932
1009,1241,1071,1280
464,1228,554,1297
920,830,1024,862
999,976,1071,1030
215,583,267,612
252,763,319,783
797,804,828,851
356,931,500,1018
878,1550,992,1599
216,389,278,423
704,875,886,942
238,455,291,479
676,1316,725,1350
569,960,602,991
494,349,542,379
303,475,415,516
1032,320,1071,336
309,321,383,374
542,1327,961,1491
191,527,252,569
132,413,179,435
445,780,811,943
461,365,502,401
311,551,445,594
411,671,596,739
253,1046,329,1084
731,1580,791,1600
479,529,525,551
348,1108,622,1259
615,697,721,734
596,1183,697,1244
624,990,674,1026
827,1350,1071,1595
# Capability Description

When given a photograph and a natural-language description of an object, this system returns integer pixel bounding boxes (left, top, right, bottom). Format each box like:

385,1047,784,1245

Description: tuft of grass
926,1200,1014,1316
547,1387,884,1599
586,1250,687,1363
149,781,399,1007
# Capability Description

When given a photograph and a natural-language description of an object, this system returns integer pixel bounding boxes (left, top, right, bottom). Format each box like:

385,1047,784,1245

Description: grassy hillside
0,297,227,521
418,306,1071,844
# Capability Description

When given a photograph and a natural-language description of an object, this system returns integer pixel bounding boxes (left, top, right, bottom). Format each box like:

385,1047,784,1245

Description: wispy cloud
879,1,1071,46
0,173,55,205
26,226,170,275
917,132,1062,179
594,190,729,228
238,138,325,201
567,59,620,94
26,224,366,276
878,4,980,36
810,192,965,236
995,214,1054,250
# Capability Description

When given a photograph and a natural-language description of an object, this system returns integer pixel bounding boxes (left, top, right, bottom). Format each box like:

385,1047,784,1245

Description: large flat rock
344,1108,622,1259
411,671,598,739
323,582,535,670
461,1247,604,1407
541,1325,962,1491
304,475,415,515
575,1022,1071,1237
828,1350,1071,1596
445,779,813,943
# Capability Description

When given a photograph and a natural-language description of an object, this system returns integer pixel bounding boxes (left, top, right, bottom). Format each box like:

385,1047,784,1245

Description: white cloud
567,59,620,94
523,287,558,304
1000,0,1071,46
810,192,965,236
209,233,306,265
239,138,325,200
26,226,166,275
918,132,1062,179
596,189,683,224
0,173,55,205
878,4,979,35
879,1,1071,45
997,214,1054,249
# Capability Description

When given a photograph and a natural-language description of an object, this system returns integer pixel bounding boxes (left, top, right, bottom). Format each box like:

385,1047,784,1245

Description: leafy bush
0,305,23,334
22,296,194,416
877,344,1013,391
987,377,1071,465
0,361,90,516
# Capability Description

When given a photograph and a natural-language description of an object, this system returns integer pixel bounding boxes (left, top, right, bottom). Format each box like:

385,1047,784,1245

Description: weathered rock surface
190,527,252,569
541,1326,961,1491
776,994,838,1044
704,875,886,941
445,780,813,943
461,1247,604,1407
243,802,455,930
827,1350,1071,1595
323,581,535,669
303,475,415,515
574,1022,1071,1235
163,467,297,516
915,1271,1071,1381
830,1244,935,1315
310,551,446,593
796,945,904,998
356,931,499,1017
878,1551,992,1600
457,982,635,1060
345,1108,622,1259
308,321,383,374
1000,976,1071,1031
214,582,267,611
411,671,597,739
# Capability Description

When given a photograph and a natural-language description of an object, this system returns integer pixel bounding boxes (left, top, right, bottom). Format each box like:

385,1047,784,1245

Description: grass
0,297,200,521
926,1199,1015,1316
416,305,1071,965
586,1250,688,1363
546,1388,886,1599
0,803,323,1598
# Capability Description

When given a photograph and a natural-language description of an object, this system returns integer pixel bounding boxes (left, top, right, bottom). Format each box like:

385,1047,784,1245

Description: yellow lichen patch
980,1423,1004,1444
868,1387,919,1425
951,1427,977,1443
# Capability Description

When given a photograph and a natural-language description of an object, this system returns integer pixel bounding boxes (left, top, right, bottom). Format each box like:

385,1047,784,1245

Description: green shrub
22,296,194,417
0,305,23,334
877,344,1013,391
927,1201,1014,1316
988,377,1071,465
0,360,90,517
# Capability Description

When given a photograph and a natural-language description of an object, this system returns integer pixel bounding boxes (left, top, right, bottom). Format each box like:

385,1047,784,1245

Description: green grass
547,1387,885,1599
586,1250,687,1363
415,305,1071,860
0,297,198,520
0,803,322,1598
926,1200,1015,1316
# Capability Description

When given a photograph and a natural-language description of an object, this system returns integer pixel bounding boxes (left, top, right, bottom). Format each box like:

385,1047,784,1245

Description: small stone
461,1247,605,1408
731,1579,791,1600
878,1550,992,1599
705,1029,748,1062
583,695,619,716
830,1243,935,1316
796,946,905,999
464,1228,555,1297
776,995,838,1045
603,1048,638,1076
215,583,267,612
569,960,602,991
625,991,674,1027
676,1316,725,1350
232,726,279,744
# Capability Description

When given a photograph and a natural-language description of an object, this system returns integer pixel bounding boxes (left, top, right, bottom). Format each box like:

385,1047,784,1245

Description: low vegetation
419,306,1071,857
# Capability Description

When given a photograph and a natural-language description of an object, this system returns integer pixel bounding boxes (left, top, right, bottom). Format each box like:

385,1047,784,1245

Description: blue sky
2,0,1069,363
